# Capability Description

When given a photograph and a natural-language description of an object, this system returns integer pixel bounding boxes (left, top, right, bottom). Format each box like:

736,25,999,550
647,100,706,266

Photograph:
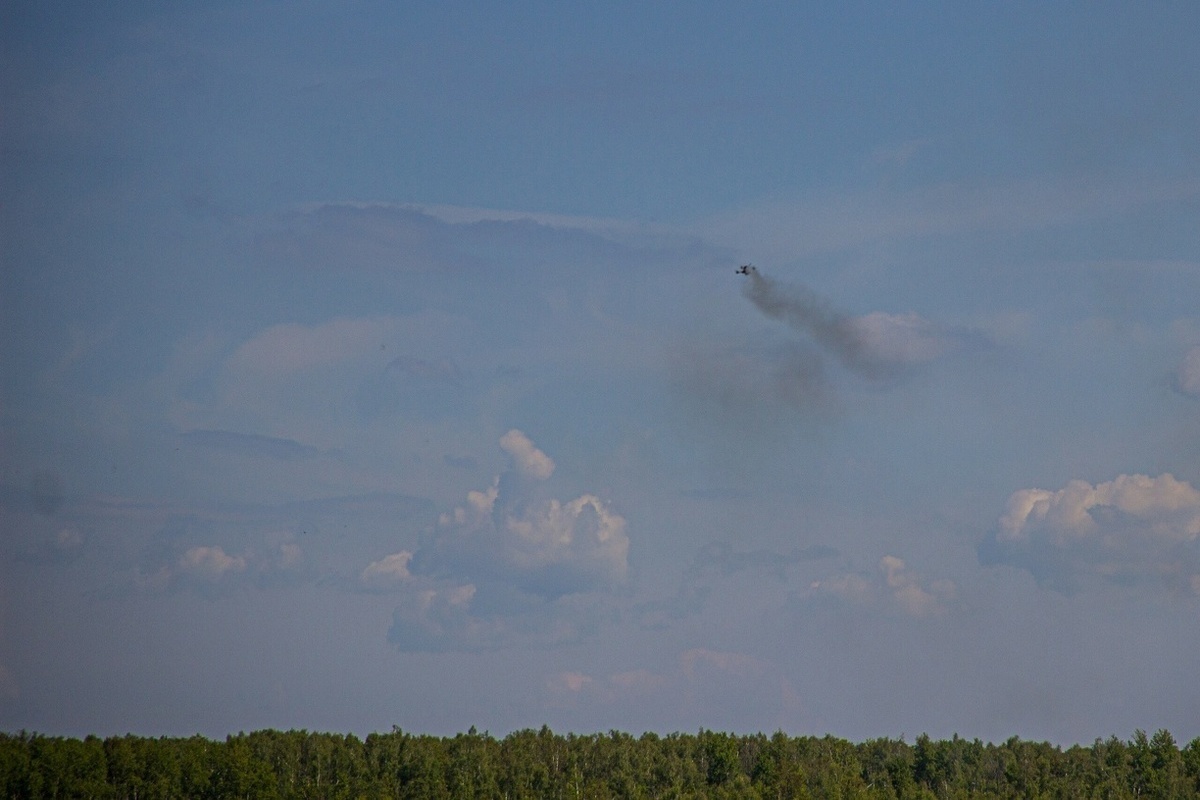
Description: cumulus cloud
177,545,247,580
387,430,629,651
1175,347,1200,398
804,555,956,616
498,429,556,480
878,555,957,616
127,520,310,594
415,429,627,597
360,550,413,588
982,473,1200,593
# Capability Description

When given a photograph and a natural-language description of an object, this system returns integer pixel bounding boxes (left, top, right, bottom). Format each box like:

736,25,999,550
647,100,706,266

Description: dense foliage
1,726,1198,799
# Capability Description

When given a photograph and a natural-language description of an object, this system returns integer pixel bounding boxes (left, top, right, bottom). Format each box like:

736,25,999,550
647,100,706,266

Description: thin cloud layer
982,473,1200,593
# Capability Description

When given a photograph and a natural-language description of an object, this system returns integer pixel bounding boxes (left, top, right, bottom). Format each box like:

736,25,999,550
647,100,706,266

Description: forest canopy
2,726,1198,799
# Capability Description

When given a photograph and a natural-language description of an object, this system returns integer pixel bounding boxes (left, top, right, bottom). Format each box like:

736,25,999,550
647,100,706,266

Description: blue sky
3,2,1200,744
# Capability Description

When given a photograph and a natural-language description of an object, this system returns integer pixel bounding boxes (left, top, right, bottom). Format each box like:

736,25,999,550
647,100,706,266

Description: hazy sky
3,2,1200,744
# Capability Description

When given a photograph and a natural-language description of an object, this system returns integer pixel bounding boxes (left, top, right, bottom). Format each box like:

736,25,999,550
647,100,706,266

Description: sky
2,2,1200,746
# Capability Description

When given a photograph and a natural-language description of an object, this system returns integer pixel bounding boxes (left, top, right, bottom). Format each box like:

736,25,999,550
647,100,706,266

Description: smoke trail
741,267,884,378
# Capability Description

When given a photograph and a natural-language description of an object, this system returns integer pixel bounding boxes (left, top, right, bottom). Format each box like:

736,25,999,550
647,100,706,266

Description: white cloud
121,519,313,593
419,430,629,597
1176,347,1200,398
360,551,413,587
498,429,555,480
999,474,1200,542
879,555,957,617
387,431,629,651
985,473,1200,593
805,556,956,616
177,545,247,580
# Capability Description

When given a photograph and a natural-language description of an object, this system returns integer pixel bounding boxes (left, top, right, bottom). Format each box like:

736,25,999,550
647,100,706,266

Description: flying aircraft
736,264,755,275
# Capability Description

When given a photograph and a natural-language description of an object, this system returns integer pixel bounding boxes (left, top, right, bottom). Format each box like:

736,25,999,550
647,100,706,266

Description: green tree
1182,737,1200,797
214,734,277,800
0,733,33,798
702,730,741,787
104,736,145,800
1147,729,1183,800
28,735,110,799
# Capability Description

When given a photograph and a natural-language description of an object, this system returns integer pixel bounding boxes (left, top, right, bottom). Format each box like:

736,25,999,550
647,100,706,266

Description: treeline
2,726,1199,799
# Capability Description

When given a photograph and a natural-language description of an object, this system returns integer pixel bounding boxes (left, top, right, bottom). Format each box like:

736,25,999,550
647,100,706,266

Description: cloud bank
982,473,1200,593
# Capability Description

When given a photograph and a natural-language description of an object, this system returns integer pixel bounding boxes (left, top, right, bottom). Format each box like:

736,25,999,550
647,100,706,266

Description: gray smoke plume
741,267,887,379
